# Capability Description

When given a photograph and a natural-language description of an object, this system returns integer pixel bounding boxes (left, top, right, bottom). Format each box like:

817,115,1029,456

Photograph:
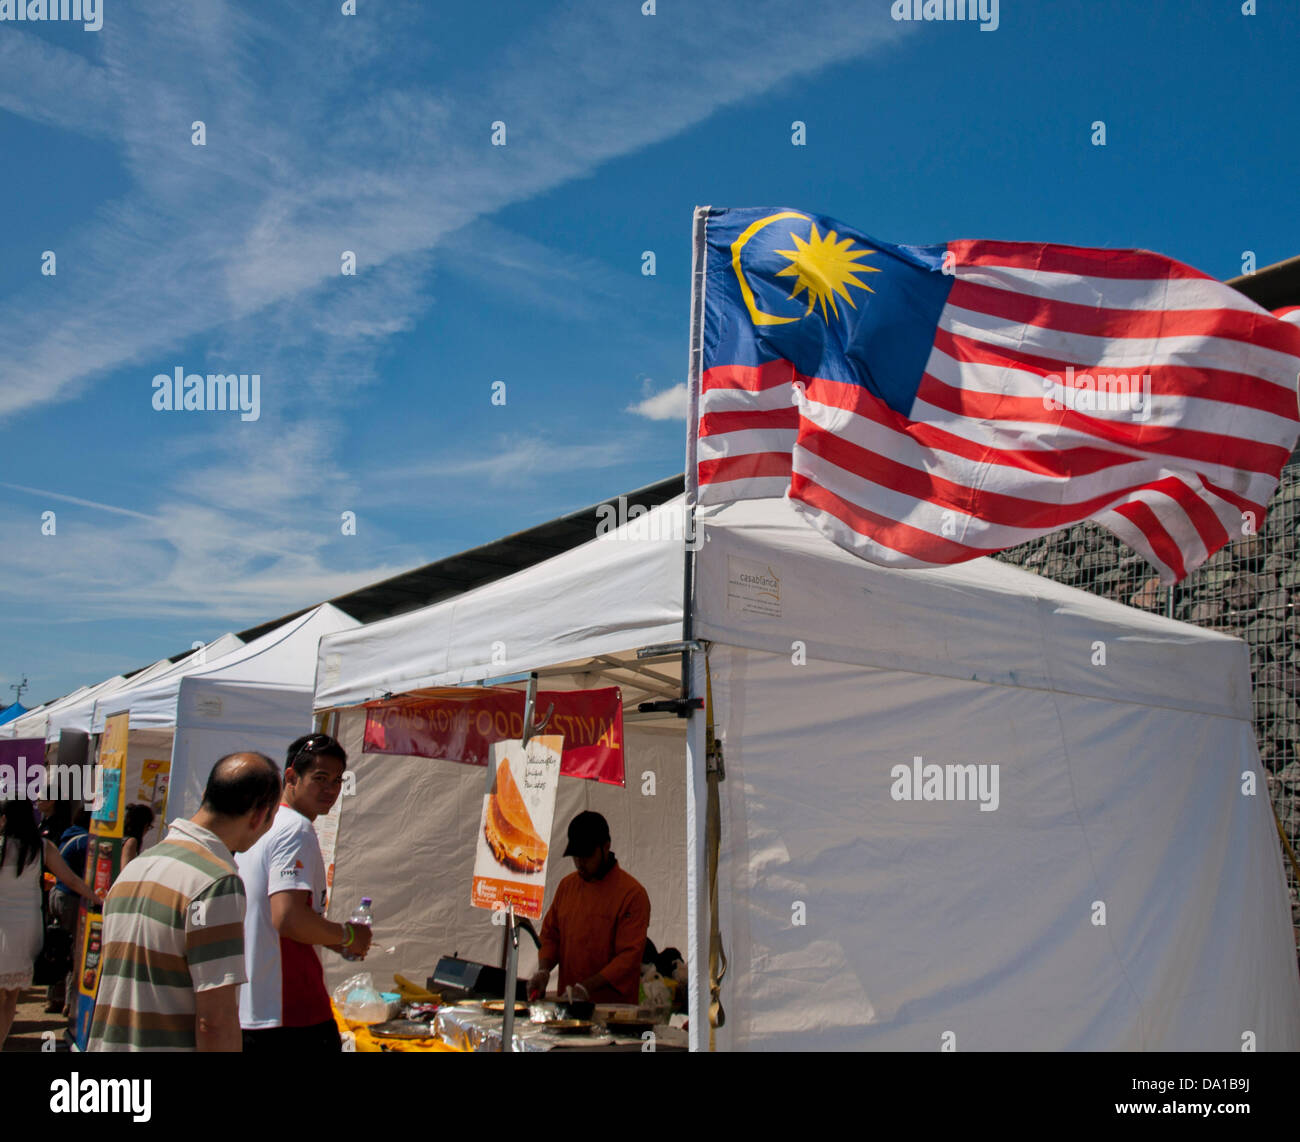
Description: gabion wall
994,459,1300,956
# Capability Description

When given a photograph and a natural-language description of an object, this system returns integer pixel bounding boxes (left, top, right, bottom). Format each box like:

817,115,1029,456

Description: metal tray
368,1019,440,1040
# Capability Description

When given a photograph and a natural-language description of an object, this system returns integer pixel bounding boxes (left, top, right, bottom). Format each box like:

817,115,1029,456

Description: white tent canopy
1,699,49,734
46,669,158,744
89,633,245,734
2,684,97,743
155,604,360,822
315,495,1300,1050
45,641,245,745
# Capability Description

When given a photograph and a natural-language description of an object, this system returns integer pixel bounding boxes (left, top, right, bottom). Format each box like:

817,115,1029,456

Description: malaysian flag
692,207,1300,583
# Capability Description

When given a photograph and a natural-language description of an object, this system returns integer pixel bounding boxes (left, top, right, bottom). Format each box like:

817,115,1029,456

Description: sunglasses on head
290,734,336,768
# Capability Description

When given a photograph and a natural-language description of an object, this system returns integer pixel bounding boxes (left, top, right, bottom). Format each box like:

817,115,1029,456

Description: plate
481,999,530,1014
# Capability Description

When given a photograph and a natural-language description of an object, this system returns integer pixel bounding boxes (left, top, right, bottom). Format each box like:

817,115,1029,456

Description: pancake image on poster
484,758,548,873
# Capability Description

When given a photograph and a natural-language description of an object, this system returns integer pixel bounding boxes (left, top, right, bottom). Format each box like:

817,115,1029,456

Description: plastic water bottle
342,897,373,961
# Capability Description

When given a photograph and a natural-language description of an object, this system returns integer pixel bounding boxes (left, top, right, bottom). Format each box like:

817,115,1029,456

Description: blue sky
1,0,1297,705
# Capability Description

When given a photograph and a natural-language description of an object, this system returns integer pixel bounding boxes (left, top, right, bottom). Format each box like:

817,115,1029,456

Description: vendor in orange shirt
528,811,649,1006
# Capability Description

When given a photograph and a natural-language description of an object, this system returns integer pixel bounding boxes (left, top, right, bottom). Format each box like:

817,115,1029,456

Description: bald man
88,753,281,1052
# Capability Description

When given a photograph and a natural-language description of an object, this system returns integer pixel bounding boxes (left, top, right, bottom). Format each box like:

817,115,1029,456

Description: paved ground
3,988,73,1052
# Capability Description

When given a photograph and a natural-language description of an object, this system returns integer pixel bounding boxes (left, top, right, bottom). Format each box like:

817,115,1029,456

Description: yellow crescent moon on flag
731,210,810,327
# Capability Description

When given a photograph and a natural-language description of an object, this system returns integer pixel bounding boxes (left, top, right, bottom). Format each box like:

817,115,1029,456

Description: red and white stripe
698,241,1300,583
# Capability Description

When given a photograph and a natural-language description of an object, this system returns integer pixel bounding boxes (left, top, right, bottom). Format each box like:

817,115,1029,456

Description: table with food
331,959,689,1053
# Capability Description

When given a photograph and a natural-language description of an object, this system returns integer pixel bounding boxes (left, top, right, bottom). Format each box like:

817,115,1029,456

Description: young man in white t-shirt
236,734,372,1051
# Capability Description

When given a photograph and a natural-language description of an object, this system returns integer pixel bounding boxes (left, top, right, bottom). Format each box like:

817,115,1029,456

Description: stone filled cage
995,455,1300,958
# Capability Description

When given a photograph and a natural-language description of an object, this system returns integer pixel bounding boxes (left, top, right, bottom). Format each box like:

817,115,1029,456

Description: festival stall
81,634,246,844
312,495,1300,1051
61,608,358,1050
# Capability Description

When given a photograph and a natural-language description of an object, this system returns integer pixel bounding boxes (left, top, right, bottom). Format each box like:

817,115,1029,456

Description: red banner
362,687,624,786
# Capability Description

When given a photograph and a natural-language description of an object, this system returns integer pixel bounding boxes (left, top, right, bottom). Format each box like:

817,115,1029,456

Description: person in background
529,811,650,1006
237,733,371,1053
0,800,98,1049
45,807,91,1015
120,803,155,867
86,754,280,1052
37,798,75,846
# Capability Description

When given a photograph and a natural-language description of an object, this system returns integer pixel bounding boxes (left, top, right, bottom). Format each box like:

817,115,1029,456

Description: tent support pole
501,904,520,1052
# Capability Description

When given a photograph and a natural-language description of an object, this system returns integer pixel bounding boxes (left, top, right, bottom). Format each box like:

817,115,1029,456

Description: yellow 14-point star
774,223,880,321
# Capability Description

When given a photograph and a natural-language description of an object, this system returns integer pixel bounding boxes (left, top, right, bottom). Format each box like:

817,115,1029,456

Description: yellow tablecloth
331,1002,461,1052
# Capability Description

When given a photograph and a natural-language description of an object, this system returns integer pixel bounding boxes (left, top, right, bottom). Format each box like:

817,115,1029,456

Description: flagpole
682,206,710,1051
682,205,708,689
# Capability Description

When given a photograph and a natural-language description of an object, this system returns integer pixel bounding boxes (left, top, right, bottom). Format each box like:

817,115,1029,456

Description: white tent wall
320,707,689,995
706,646,1300,1051
166,681,318,823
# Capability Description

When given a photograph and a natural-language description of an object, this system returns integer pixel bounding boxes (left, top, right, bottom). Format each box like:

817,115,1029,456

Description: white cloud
626,382,689,421
0,1,909,422
0,0,910,684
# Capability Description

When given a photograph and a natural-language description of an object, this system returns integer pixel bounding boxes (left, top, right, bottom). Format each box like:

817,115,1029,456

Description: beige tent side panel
323,708,687,993
123,728,175,853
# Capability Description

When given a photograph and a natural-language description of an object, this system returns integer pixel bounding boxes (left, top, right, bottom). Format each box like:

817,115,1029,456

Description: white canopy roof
2,684,96,742
315,495,1249,720
0,698,58,740
44,670,155,744
90,633,244,733
125,607,356,731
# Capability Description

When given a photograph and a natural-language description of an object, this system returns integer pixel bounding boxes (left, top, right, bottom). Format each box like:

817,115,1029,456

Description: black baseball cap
562,810,611,857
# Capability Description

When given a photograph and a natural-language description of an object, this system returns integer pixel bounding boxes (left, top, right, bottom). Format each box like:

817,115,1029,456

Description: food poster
470,735,563,921
74,713,128,1050
136,759,171,849
71,837,121,1051
91,713,128,839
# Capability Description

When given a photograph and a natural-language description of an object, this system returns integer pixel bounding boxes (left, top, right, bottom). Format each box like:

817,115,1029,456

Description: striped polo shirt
88,817,247,1052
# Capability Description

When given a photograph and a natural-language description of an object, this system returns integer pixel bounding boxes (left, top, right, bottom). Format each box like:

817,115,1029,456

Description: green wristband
341,922,354,948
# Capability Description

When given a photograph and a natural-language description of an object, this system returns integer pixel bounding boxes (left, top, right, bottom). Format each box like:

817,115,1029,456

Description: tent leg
684,651,709,1051
501,905,519,1051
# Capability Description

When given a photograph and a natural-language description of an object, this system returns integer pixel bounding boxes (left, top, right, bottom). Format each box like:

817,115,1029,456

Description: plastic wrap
331,973,389,1024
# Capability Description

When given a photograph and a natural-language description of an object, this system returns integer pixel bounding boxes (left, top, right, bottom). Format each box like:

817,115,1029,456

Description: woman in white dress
0,799,98,1049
